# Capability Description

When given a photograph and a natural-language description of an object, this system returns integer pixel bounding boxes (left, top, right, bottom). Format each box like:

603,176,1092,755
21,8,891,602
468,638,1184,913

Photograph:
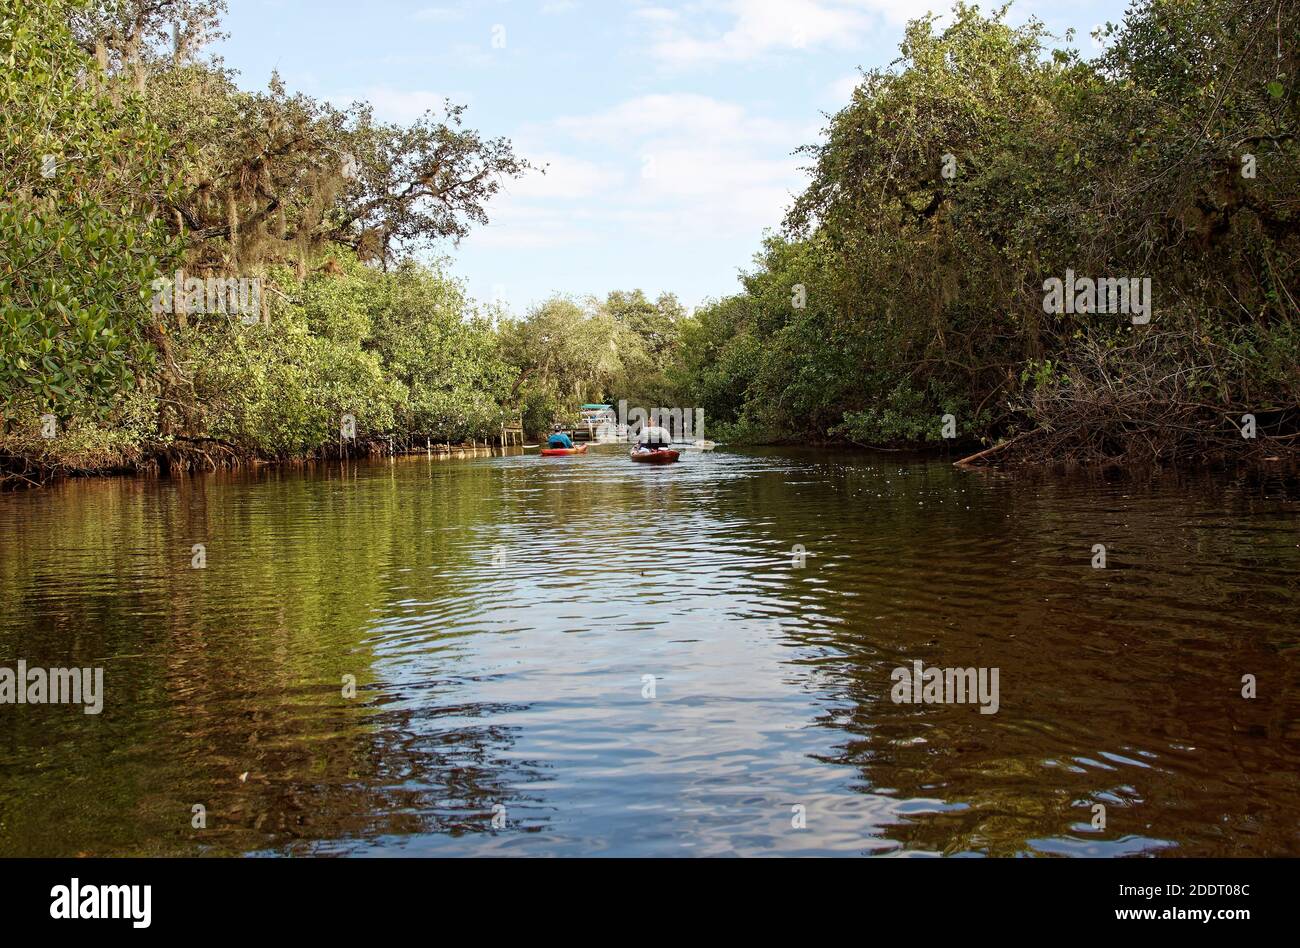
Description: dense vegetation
2,0,1296,484
0,0,685,482
674,0,1298,465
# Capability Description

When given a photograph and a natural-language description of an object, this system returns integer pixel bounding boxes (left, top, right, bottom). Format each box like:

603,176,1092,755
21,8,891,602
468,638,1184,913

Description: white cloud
553,93,794,148
642,0,942,65
632,5,681,22
854,0,945,23
828,71,863,104
467,200,595,249
488,92,800,244
413,6,465,22
334,87,455,123
507,152,626,200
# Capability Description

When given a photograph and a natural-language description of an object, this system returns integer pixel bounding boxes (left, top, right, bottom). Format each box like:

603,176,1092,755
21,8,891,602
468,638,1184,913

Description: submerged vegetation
1,0,1297,484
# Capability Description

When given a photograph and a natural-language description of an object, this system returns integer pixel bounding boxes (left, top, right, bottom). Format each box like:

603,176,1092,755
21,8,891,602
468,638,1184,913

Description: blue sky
215,0,1130,315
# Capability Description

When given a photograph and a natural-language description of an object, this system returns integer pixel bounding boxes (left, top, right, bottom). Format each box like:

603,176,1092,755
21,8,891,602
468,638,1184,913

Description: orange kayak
630,449,679,464
540,444,588,456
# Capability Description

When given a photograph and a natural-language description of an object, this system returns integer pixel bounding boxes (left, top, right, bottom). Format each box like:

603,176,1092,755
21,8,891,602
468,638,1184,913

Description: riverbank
0,429,506,489
698,419,1300,473
7,421,1298,491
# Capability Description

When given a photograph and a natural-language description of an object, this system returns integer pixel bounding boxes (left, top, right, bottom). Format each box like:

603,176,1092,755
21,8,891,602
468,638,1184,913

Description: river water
1,447,1297,856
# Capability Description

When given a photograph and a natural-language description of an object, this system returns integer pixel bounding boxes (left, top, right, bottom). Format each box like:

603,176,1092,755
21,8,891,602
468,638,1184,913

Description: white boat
593,421,630,443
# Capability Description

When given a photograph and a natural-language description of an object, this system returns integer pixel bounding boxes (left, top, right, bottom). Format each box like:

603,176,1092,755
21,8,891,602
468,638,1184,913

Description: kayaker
634,422,672,453
547,430,574,450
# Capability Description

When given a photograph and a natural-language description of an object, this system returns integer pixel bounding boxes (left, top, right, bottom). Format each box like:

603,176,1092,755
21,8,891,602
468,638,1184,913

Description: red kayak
630,448,679,464
540,444,588,456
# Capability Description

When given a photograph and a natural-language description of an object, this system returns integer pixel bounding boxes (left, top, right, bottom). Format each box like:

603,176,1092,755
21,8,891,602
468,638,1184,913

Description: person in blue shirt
547,429,574,449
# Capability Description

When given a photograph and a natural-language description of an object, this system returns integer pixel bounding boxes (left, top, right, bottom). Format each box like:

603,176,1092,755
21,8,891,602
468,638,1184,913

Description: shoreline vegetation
2,0,1297,489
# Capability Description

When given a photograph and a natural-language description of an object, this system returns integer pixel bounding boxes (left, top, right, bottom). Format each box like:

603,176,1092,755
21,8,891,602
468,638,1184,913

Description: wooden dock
500,414,524,447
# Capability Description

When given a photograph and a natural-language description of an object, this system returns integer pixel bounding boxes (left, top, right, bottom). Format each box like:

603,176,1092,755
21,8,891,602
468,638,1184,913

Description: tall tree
1,0,182,421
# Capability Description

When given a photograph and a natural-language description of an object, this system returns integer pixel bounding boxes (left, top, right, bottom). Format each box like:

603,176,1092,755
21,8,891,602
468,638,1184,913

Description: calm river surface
1,447,1298,856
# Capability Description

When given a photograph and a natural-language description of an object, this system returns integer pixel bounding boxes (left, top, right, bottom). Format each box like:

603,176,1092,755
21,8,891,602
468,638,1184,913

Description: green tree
0,0,181,422
674,0,1298,460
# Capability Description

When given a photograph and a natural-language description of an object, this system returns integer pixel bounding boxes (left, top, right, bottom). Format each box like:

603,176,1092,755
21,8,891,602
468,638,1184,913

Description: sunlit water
1,446,1298,856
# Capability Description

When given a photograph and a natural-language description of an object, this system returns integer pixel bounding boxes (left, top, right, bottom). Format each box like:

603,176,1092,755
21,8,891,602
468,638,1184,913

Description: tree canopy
674,0,1298,464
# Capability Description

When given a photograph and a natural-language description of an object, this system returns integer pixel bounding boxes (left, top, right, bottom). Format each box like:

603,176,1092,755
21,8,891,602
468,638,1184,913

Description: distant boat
581,404,622,443
593,422,630,443
687,440,717,451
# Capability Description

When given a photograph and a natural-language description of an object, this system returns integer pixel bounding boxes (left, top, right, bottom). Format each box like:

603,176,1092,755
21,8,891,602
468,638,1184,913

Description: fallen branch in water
0,470,43,490
953,431,1037,468
846,438,908,452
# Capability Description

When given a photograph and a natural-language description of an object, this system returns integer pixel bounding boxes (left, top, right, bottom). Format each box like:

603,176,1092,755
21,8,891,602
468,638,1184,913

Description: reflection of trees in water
756,460,1300,856
191,696,552,855
150,462,557,854
0,461,555,855
814,686,1299,856
807,683,1150,857
2,453,1298,855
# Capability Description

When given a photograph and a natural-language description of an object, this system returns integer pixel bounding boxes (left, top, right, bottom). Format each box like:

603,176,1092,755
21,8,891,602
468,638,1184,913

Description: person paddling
633,422,672,454
547,428,575,450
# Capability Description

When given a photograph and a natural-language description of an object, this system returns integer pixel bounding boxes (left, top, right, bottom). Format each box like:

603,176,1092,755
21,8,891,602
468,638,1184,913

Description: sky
215,0,1131,315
